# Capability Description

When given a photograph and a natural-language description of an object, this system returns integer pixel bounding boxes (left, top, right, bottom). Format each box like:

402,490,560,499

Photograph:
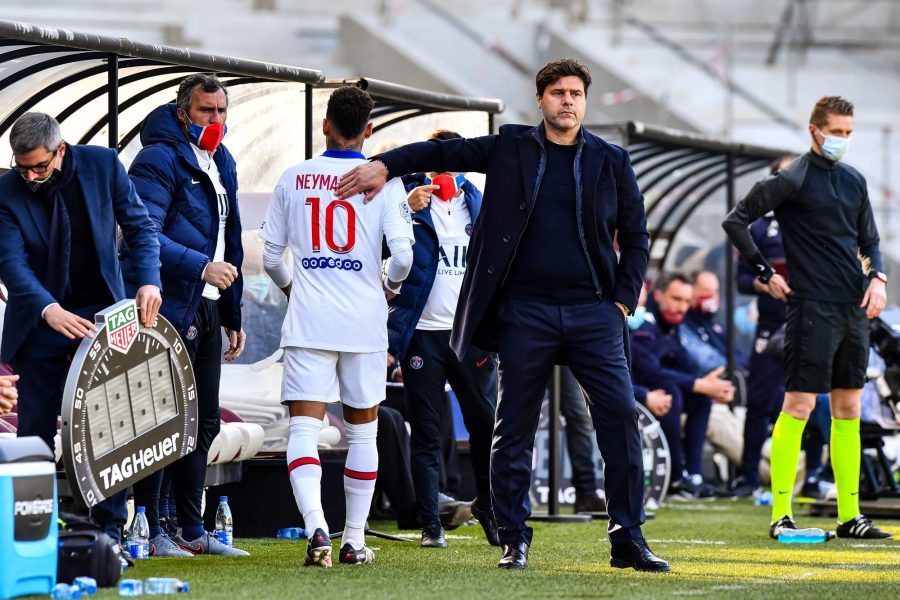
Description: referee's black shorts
783,298,869,393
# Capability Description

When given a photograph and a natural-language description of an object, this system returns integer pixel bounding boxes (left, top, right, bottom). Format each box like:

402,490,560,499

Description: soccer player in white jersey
260,86,414,567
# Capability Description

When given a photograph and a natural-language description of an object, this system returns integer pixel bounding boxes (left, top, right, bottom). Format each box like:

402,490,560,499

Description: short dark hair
176,74,228,115
535,58,592,97
809,96,853,128
428,129,461,141
326,86,374,140
653,271,693,293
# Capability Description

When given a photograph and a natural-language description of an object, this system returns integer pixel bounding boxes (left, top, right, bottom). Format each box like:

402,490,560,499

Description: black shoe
117,543,135,569
470,501,500,547
498,542,528,569
338,542,375,565
304,528,332,567
769,515,797,540
421,524,448,548
668,478,716,501
439,497,473,531
573,492,607,513
836,515,893,539
610,537,671,572
728,478,761,499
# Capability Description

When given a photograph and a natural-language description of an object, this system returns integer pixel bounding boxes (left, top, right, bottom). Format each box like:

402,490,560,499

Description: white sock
341,419,378,550
287,416,328,535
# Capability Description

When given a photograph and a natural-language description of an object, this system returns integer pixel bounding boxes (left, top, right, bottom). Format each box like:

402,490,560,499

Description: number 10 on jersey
306,197,356,254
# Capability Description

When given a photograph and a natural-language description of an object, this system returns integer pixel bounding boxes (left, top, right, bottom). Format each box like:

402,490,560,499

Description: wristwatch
872,271,888,284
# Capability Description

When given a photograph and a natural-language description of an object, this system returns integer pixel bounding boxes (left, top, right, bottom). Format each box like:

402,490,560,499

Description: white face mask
815,129,850,162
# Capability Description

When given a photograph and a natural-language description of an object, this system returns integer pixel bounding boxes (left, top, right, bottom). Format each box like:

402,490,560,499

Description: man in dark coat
0,111,161,543
338,59,669,572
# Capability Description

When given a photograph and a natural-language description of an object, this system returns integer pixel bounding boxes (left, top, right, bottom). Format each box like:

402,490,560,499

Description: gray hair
10,112,62,154
175,74,228,115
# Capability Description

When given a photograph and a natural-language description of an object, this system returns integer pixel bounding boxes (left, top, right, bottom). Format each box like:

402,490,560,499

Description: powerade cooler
0,436,58,598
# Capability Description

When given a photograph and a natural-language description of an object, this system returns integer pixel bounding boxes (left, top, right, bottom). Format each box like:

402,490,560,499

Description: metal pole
107,53,118,150
724,153,736,374
529,366,590,523
304,83,313,160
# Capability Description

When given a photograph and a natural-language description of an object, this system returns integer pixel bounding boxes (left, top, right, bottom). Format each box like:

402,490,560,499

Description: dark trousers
13,305,127,541
656,381,711,480
374,405,418,528
403,329,497,528
739,329,785,485
133,298,221,539
557,366,598,494
494,298,644,546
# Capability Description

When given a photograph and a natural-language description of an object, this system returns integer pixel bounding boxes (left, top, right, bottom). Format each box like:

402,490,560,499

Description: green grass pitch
99,501,899,599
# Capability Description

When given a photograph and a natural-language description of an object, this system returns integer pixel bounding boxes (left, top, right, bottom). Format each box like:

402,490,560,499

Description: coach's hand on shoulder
204,261,238,289
136,285,162,328
44,304,99,340
693,366,735,404
407,185,438,212
861,278,887,319
763,273,791,302
0,374,18,416
338,159,389,204
223,328,246,362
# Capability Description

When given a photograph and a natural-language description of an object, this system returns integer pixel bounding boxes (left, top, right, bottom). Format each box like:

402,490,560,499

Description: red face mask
693,294,719,314
660,308,685,325
430,174,459,201
187,121,227,153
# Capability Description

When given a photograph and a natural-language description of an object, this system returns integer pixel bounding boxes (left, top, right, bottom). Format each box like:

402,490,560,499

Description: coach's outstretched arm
338,135,497,202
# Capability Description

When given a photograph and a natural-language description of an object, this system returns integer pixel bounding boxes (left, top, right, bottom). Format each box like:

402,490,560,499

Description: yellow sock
770,412,807,522
831,417,861,523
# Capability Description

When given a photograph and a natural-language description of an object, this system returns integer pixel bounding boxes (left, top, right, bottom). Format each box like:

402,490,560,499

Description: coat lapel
23,192,50,246
74,166,105,259
518,130,541,208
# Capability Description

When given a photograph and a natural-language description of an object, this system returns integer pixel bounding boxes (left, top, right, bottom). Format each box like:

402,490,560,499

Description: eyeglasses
10,150,58,175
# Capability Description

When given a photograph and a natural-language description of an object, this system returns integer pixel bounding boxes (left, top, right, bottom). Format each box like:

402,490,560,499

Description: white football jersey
259,152,413,352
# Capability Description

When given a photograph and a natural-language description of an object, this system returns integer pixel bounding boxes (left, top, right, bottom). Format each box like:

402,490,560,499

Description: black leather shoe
610,537,671,572
498,542,529,569
471,501,501,547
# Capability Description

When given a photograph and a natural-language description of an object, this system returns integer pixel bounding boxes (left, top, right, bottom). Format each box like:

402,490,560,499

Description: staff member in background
729,154,795,499
0,112,161,547
338,58,670,573
723,96,892,540
390,129,499,549
122,74,248,557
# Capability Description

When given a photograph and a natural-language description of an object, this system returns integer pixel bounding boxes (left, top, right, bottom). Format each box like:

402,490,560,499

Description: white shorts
281,347,386,409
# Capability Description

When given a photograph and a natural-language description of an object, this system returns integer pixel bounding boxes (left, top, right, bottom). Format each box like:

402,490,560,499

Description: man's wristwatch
872,271,888,284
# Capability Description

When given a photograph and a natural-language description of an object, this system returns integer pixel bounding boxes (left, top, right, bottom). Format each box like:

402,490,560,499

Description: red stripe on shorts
343,468,377,480
288,457,321,472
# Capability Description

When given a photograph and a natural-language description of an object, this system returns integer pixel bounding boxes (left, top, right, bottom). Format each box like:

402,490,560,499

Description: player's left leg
336,351,385,564
830,387,892,539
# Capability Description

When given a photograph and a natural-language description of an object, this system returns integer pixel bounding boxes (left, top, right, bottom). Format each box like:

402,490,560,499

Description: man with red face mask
631,272,735,500
121,74,248,557
681,270,748,374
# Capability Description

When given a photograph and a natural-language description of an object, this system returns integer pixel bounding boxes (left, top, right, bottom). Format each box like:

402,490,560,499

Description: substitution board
61,299,197,507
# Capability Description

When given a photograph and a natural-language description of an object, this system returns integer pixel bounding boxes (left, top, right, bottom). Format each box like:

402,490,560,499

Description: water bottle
277,527,307,540
215,496,233,547
74,576,98,595
144,578,190,594
777,527,835,543
754,491,773,506
118,579,143,596
128,506,150,560
51,583,83,599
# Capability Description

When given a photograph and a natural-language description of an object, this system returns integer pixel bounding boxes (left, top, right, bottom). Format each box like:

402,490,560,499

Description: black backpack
57,512,122,588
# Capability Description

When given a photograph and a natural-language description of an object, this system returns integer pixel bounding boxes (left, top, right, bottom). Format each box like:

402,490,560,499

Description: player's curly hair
326,86,374,140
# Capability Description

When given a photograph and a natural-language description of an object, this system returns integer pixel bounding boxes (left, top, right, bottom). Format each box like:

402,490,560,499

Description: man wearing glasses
0,112,161,546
